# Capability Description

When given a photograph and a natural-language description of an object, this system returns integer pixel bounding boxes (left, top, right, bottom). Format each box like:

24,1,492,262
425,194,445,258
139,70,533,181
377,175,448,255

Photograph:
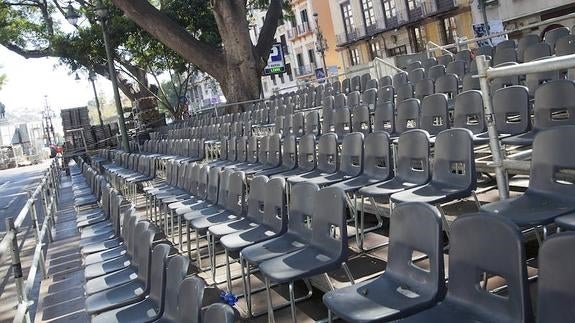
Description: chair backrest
227,136,238,161
202,304,235,323
158,255,189,317
544,26,570,51
331,80,342,94
267,134,282,168
555,34,575,56
334,93,347,109
365,78,378,91
408,68,426,84
421,93,449,136
526,57,561,96
246,176,268,222
298,134,316,171
237,136,248,162
536,232,575,323
493,47,518,65
428,64,446,82
491,62,520,94
361,88,377,111
148,243,171,300
454,49,472,65
351,105,371,135
533,80,575,131
517,34,540,62
186,164,200,195
447,214,532,323
374,101,396,134
317,133,339,173
406,60,422,72
462,73,480,91
475,45,494,57
415,78,434,100
206,167,220,203
379,75,393,87
225,171,246,216
351,75,361,92
177,276,206,323
217,169,232,207
422,57,438,72
496,39,516,51
454,90,486,135
283,114,294,136
437,54,453,66
396,98,421,134
288,182,320,241
378,85,395,103
396,129,430,185
282,135,298,170
493,86,530,135
334,107,352,138
340,132,364,176
524,42,552,62
387,202,445,298
396,83,414,103
348,91,361,108
292,112,305,138
528,126,575,197
258,136,270,165
392,71,409,87
305,110,321,136
246,136,259,164
364,131,392,180
342,78,351,94
446,60,466,82
311,187,347,261
432,128,476,190
435,73,459,100
262,177,287,233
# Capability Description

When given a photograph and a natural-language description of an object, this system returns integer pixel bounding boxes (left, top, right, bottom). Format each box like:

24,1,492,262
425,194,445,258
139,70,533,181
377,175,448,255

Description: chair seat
176,200,213,216
555,213,575,230
329,175,386,193
323,275,438,323
75,195,98,207
359,178,421,199
240,233,306,265
480,193,575,226
259,246,342,284
91,298,159,323
79,232,117,247
168,197,201,211
82,238,123,256
256,165,295,177
501,130,536,146
85,279,146,314
84,266,139,295
400,300,505,323
286,170,325,185
189,211,242,232
390,183,470,205
80,225,113,240
270,168,315,179
76,210,105,224
182,205,226,221
208,218,259,238
85,255,132,280
83,245,127,265
220,225,278,252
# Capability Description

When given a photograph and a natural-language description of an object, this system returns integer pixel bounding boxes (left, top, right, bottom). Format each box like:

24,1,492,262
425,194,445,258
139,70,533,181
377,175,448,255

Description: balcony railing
294,64,316,77
287,22,313,40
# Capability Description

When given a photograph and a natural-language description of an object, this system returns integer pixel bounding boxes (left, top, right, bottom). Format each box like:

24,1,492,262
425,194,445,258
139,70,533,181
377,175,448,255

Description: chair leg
436,205,451,241
289,281,296,323
225,249,233,292
177,212,182,251
471,190,481,210
341,262,355,285
265,277,275,323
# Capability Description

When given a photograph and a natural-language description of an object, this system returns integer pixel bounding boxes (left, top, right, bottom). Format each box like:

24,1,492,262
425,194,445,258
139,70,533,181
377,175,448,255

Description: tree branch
3,43,54,58
255,0,283,69
111,0,226,80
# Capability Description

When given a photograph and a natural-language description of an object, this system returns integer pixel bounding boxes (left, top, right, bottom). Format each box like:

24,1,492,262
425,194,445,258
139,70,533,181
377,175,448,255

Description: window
300,9,309,27
296,53,304,67
280,35,289,54
308,49,316,66
410,25,426,53
441,17,457,45
407,0,421,11
286,63,293,81
341,2,355,35
369,40,382,59
386,45,407,57
382,0,396,20
271,74,277,86
360,0,376,28
349,48,361,66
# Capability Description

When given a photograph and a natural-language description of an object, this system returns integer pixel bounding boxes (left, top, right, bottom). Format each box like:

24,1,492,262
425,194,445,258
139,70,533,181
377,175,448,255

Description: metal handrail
0,158,60,323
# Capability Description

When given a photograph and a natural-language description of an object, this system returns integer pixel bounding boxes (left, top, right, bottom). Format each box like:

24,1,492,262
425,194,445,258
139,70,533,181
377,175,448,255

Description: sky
0,46,115,119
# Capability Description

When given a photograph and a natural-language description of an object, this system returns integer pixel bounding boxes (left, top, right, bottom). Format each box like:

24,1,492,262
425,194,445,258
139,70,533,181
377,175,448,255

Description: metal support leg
265,277,275,323
289,281,297,323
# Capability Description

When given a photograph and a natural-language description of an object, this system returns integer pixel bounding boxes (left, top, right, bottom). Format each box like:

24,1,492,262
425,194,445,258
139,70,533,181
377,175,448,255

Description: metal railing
476,53,575,200
0,159,60,323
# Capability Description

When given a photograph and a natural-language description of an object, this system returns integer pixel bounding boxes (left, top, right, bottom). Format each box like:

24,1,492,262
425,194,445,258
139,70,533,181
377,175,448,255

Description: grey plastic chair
378,85,395,103
401,214,532,323
379,75,393,87
493,86,530,136
359,129,430,201
408,68,426,84
454,49,472,66
453,90,489,143
422,57,438,72
323,202,445,322
544,26,570,52
490,62,520,95
526,56,561,96
304,110,321,136
502,80,575,146
462,73,480,91
292,112,305,138
365,78,378,90
91,254,189,323
334,93,347,109
342,78,351,94
351,75,362,92
260,186,350,323
271,134,316,179
374,101,396,134
446,60,466,84
437,54,453,67
334,106,352,138
396,83,414,103
524,43,552,62
287,133,342,186
348,91,361,108
517,34,540,62
393,71,409,88
421,93,449,136
493,47,518,65
536,232,575,323
414,78,434,100
481,126,575,228
435,73,459,101
391,128,477,205
555,34,575,56
362,88,377,111
257,135,298,176
496,39,516,51
428,64,446,82
202,303,235,323
395,98,421,135
352,105,372,135
406,60,422,72
475,45,494,57
85,243,170,315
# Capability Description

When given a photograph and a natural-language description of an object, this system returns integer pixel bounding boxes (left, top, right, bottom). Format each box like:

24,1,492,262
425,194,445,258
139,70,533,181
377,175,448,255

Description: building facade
329,0,475,68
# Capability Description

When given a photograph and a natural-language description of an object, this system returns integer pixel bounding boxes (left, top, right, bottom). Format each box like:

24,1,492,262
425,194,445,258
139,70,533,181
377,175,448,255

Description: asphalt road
0,161,52,233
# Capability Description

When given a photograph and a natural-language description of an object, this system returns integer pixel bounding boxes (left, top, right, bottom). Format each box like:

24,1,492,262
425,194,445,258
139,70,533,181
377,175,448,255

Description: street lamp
313,12,329,76
88,70,104,126
65,1,80,26
64,0,131,152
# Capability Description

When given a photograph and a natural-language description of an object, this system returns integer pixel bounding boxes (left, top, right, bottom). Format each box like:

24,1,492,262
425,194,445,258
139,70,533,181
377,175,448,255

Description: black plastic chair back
298,134,316,172
396,98,421,134
340,132,364,177
454,90,486,135
396,130,430,185
364,131,392,180
317,133,338,173
374,101,396,134
493,86,530,135
433,128,476,190
421,93,449,136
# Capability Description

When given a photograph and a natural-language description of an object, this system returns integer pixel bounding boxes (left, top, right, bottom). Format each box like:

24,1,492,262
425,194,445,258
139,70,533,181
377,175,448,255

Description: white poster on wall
473,20,508,46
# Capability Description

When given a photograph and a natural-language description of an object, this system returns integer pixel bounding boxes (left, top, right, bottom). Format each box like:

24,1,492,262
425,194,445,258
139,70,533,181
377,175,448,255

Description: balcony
336,27,367,47
287,22,313,40
294,64,316,78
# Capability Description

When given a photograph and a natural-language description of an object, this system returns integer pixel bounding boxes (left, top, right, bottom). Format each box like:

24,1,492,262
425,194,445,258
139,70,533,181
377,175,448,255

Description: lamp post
65,0,131,152
313,12,329,76
88,70,104,126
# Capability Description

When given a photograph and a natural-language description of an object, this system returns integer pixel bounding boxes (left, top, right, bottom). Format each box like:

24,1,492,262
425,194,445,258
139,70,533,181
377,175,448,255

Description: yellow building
327,0,474,68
